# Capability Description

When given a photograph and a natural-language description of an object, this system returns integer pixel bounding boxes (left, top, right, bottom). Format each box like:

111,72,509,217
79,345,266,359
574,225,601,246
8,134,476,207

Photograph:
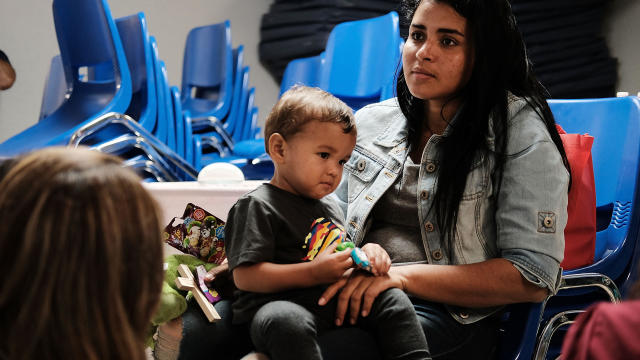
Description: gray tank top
366,156,428,264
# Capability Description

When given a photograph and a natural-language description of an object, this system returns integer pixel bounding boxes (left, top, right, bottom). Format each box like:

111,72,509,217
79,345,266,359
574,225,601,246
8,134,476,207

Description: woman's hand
310,241,354,284
318,268,405,326
361,243,391,276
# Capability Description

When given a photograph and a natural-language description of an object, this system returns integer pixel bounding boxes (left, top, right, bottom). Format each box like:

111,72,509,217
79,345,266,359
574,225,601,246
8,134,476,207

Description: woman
319,0,570,358
171,0,569,358
0,148,164,360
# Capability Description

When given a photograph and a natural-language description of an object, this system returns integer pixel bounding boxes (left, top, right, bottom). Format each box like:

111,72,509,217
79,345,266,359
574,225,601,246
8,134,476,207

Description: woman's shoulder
353,98,406,139
502,94,555,154
355,98,402,125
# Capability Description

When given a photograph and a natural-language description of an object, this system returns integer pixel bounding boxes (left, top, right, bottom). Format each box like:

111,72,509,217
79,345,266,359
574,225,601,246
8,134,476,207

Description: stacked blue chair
279,11,402,111
498,96,640,359
115,12,157,133
0,0,132,156
192,46,247,162
39,55,69,120
181,21,234,128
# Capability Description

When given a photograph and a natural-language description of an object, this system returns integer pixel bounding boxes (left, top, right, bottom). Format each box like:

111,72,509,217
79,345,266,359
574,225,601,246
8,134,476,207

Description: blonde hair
0,147,164,360
264,85,355,154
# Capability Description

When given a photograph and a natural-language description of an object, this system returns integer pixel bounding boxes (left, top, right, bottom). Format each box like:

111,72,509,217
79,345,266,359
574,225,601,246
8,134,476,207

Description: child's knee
251,301,317,338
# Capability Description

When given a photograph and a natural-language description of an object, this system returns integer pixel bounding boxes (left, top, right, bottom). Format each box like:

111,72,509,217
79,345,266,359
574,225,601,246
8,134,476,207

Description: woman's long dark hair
397,0,571,254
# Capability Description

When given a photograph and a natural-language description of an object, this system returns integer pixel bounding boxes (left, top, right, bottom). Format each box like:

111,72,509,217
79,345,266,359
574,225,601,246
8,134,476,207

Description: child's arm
234,242,353,293
361,243,392,276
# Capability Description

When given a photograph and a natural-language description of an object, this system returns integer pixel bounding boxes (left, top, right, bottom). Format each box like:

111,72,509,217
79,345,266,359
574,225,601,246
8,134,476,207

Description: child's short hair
264,86,355,154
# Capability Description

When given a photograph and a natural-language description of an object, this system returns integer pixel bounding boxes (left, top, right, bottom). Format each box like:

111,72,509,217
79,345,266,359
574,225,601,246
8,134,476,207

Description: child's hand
310,242,354,284
361,243,391,276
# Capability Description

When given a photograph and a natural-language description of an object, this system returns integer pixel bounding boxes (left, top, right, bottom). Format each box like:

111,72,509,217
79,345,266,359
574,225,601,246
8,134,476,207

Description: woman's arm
320,258,547,326
394,259,548,305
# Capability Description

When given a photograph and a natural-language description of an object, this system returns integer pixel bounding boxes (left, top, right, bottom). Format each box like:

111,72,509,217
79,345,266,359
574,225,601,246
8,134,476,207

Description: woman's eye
410,31,425,41
441,38,457,47
319,152,330,159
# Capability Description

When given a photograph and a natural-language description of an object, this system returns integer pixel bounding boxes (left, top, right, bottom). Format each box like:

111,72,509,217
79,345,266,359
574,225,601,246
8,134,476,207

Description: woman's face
402,0,473,103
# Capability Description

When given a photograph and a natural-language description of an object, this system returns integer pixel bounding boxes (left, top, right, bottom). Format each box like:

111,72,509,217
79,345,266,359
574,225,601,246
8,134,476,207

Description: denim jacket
332,97,569,324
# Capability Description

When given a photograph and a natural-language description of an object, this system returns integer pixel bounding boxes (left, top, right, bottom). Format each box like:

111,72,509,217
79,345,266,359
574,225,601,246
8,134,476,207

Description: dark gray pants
250,288,431,360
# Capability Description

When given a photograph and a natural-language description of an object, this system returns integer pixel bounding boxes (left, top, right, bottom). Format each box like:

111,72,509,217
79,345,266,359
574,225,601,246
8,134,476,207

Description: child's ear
268,133,287,163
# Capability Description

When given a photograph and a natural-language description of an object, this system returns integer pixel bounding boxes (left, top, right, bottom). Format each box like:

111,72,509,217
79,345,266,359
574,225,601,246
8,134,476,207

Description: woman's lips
412,68,436,78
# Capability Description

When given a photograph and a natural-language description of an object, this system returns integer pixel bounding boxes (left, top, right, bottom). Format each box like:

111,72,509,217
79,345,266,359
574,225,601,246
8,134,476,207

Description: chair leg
533,310,582,360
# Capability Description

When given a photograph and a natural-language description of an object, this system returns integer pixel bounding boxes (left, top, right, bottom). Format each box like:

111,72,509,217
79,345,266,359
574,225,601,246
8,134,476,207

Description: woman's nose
416,40,433,61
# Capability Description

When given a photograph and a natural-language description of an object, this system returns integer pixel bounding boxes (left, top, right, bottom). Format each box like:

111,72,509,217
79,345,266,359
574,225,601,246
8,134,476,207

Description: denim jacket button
356,159,367,171
420,190,429,200
426,163,436,173
424,221,434,232
432,249,443,260
543,216,553,228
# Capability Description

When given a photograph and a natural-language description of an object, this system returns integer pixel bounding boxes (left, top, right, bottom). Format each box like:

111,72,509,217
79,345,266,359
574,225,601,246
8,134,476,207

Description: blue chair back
280,54,324,95
243,107,259,141
158,60,176,151
39,55,69,120
223,46,246,136
237,88,256,142
322,11,402,110
0,0,132,156
150,36,167,144
183,110,195,167
116,13,156,132
171,86,185,159
181,21,233,120
550,97,640,268
231,67,251,143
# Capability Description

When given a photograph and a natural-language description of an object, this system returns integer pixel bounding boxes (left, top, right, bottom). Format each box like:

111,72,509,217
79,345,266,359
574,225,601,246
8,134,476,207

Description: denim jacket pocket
344,149,384,202
461,153,490,200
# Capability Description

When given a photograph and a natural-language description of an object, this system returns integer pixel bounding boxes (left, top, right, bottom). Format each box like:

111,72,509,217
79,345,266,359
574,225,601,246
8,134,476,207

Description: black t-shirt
225,183,345,323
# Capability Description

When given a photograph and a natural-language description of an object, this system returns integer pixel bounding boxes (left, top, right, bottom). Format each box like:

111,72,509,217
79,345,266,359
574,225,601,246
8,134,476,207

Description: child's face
276,120,356,199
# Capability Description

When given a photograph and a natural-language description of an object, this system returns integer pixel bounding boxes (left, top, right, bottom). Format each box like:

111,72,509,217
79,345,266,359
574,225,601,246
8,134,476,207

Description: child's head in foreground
0,147,164,360
264,86,356,200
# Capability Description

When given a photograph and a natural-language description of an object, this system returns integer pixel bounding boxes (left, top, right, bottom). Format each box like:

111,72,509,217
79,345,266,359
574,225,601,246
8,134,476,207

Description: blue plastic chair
181,21,234,123
321,11,402,111
280,54,324,95
115,12,156,132
0,0,132,156
170,86,185,159
192,47,246,154
39,55,69,121
499,97,640,359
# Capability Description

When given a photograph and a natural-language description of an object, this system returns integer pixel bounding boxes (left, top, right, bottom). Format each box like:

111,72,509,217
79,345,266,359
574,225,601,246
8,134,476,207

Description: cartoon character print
185,221,202,256
163,217,187,251
200,226,213,258
302,217,346,261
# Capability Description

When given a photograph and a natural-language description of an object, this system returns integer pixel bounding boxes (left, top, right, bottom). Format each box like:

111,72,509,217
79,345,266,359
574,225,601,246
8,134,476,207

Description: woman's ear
268,133,287,164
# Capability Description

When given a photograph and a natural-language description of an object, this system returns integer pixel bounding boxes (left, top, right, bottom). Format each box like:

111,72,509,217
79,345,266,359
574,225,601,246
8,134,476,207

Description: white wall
0,0,280,143
604,0,640,95
1,1,639,143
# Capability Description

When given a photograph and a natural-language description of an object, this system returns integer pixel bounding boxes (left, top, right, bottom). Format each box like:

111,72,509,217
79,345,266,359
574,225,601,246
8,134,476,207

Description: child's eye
318,152,330,159
338,160,347,166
